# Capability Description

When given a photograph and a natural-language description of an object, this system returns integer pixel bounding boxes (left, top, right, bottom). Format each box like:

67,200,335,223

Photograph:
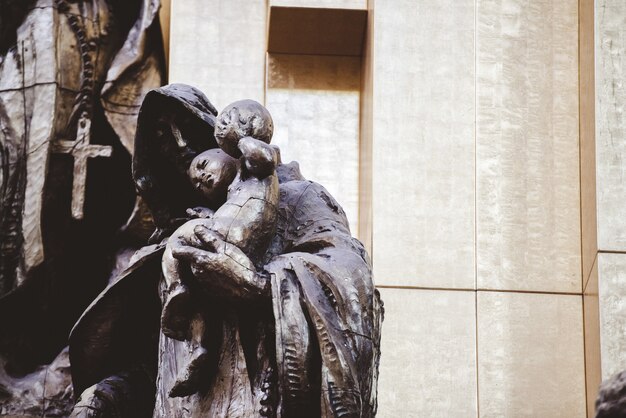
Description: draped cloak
0,1,163,415
68,85,383,417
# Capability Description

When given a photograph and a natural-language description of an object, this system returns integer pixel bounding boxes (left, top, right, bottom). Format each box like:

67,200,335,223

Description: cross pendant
51,115,113,220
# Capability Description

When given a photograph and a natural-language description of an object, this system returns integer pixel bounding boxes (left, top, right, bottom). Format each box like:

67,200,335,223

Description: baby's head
214,100,273,158
188,149,237,205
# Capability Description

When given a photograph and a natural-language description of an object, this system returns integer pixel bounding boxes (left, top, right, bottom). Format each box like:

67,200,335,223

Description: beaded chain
54,0,97,131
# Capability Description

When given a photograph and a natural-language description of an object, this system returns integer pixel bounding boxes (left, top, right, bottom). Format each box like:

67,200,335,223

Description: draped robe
70,164,383,417
0,0,163,415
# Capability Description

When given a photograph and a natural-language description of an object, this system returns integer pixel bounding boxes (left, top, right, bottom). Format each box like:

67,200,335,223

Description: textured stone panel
266,54,360,235
169,0,266,111
477,291,586,417
378,288,477,418
371,0,475,289
598,253,626,380
596,0,626,251
476,0,581,292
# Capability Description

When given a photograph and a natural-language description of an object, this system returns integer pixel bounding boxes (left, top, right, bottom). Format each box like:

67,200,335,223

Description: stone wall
366,0,586,416
595,0,626,390
166,0,626,416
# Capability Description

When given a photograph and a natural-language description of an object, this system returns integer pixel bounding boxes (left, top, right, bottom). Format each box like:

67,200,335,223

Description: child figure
160,100,278,397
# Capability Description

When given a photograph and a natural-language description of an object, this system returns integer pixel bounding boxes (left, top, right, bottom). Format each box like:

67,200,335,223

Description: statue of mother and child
68,84,383,418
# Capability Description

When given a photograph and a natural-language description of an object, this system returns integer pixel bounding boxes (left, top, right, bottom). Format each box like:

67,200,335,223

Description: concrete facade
166,0,625,416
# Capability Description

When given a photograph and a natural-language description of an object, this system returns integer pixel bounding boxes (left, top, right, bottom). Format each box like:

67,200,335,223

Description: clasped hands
171,224,270,301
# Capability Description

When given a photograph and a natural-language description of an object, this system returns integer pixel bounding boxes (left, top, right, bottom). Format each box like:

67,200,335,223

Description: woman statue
68,84,383,418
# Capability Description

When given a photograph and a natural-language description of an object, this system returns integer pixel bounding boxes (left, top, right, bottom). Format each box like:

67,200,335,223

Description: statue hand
171,225,270,301
186,206,214,219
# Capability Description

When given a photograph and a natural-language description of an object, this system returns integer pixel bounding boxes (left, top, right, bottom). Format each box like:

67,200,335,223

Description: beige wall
266,53,361,234
367,0,585,415
596,0,626,252
166,0,616,416
169,0,267,110
370,0,476,291
595,0,626,397
476,0,580,294
378,288,477,416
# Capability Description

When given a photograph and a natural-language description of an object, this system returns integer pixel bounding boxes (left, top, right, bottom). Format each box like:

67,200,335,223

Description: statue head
188,149,237,205
133,84,220,228
214,100,273,158
596,370,626,418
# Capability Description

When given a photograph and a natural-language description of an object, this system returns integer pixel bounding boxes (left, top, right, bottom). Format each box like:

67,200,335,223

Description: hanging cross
51,115,113,220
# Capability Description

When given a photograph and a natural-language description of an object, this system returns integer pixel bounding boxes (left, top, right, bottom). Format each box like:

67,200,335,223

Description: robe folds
69,169,383,418
0,1,163,414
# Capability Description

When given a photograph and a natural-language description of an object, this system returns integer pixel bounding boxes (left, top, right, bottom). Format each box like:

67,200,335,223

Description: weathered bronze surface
0,0,164,415
596,371,626,418
69,84,384,417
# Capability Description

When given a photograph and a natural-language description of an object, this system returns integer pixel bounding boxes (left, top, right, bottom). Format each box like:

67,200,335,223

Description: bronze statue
69,84,384,417
596,371,626,418
0,0,164,415
161,101,279,397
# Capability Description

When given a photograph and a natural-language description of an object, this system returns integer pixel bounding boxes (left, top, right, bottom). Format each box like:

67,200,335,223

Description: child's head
188,149,237,204
596,370,626,418
214,100,273,158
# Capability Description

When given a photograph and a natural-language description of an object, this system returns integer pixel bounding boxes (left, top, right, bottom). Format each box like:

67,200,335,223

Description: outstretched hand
171,225,270,301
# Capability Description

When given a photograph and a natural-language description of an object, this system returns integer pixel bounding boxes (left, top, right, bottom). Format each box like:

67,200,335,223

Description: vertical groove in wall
578,2,588,412
473,0,478,293
582,292,590,416
583,255,601,418
578,0,584,295
579,0,598,292
474,291,480,418
358,0,374,257
578,0,600,414
159,0,171,79
474,1,480,416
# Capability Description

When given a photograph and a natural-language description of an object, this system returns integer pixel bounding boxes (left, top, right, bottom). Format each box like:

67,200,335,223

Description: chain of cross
51,114,113,220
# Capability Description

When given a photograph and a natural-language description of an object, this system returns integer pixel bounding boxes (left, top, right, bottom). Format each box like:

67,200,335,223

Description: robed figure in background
0,0,164,415
69,84,383,417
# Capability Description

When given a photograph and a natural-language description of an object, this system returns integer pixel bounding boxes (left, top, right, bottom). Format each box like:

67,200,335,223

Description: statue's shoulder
277,173,351,239
276,161,304,184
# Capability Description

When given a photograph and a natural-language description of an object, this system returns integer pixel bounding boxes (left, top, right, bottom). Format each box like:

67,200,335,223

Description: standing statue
69,84,384,417
0,0,164,415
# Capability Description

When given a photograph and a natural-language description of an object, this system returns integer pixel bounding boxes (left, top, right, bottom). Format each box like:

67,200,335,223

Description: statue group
0,2,383,417
70,85,383,417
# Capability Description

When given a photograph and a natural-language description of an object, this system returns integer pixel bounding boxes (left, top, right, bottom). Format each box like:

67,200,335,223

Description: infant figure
160,100,278,397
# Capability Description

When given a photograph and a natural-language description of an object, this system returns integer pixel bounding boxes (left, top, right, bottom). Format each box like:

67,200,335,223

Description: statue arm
238,137,277,179
171,225,271,301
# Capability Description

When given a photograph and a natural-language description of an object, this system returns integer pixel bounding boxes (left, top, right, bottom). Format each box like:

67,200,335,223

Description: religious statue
68,84,384,417
0,0,164,415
